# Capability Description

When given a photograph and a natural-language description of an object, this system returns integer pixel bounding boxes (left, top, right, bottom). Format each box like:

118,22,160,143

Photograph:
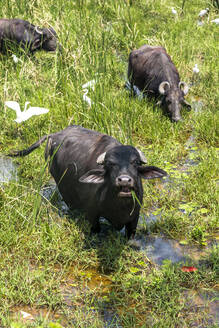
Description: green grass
0,0,218,327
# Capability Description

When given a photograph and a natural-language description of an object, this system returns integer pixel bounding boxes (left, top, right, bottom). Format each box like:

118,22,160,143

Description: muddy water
61,268,122,328
0,156,18,183
11,305,61,323
11,268,122,327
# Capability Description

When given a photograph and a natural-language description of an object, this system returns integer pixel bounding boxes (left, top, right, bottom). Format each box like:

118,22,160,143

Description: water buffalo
128,45,191,122
9,125,167,238
0,18,60,53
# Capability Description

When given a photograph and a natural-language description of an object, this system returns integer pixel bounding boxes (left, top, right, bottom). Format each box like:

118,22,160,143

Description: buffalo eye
131,159,141,166
106,161,117,168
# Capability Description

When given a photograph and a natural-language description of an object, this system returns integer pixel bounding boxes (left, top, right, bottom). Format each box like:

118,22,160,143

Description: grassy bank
0,0,218,327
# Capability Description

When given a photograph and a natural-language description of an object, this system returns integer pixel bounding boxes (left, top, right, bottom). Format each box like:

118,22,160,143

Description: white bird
171,7,177,15
211,18,219,24
82,79,96,90
193,64,199,74
198,8,209,17
82,78,97,106
82,89,92,107
12,54,19,63
5,101,49,123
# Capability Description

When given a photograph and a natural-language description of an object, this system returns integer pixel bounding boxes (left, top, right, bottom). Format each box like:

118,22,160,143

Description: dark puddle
0,156,18,183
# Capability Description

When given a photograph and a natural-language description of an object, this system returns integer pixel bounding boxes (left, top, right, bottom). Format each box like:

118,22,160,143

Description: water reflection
135,234,186,264
0,156,18,183
134,233,218,265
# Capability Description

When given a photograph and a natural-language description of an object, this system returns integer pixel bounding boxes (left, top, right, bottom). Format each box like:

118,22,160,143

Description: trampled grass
0,0,218,327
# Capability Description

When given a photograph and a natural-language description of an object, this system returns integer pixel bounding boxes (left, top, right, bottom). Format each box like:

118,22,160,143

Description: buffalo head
159,81,191,122
79,145,166,199
34,26,60,52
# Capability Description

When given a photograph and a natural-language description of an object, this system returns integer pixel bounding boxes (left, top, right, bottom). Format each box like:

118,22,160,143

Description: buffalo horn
179,82,189,95
96,152,106,164
136,148,147,164
158,81,170,95
97,149,147,165
35,26,43,35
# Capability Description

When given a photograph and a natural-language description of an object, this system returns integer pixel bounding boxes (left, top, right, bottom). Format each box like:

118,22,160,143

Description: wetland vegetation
0,0,218,327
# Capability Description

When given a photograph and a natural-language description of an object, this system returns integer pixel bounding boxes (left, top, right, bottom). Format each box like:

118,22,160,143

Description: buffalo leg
86,213,101,233
125,216,139,239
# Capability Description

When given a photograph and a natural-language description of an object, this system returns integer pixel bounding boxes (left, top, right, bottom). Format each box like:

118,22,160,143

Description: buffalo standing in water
128,45,191,122
9,125,167,238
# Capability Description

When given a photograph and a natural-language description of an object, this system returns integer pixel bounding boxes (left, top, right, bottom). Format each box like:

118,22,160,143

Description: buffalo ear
79,169,105,184
31,38,42,51
183,99,192,111
138,166,167,179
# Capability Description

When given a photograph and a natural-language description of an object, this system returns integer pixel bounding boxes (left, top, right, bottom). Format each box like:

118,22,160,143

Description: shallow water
191,100,204,113
132,232,218,265
0,156,18,183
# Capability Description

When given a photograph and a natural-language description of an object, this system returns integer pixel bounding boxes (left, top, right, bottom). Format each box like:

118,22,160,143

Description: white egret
171,7,177,15
82,79,96,90
198,8,209,17
12,54,19,63
82,89,92,107
193,64,199,74
82,78,97,106
5,101,49,123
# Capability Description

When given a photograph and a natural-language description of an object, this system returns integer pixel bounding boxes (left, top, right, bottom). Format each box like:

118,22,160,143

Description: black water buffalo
9,125,167,238
128,45,191,122
0,18,59,53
